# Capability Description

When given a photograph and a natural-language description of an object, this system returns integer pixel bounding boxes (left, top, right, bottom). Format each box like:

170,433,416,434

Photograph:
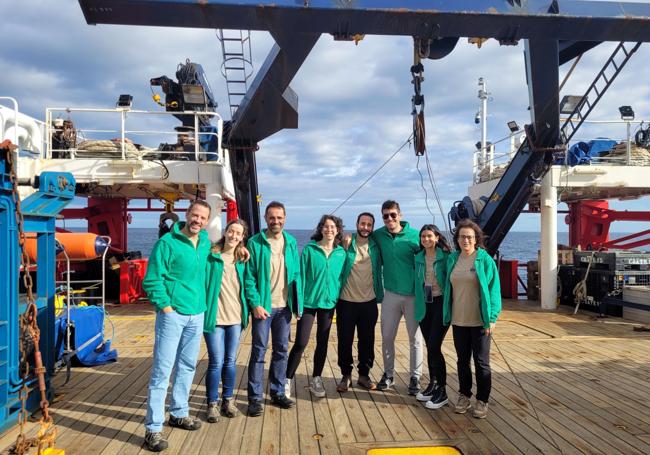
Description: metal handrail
44,107,224,162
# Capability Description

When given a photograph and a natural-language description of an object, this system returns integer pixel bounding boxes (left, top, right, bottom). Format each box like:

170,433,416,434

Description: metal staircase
216,29,254,118
560,42,642,144
452,41,642,254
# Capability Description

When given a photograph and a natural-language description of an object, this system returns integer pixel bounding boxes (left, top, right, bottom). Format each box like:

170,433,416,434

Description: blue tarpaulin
56,306,118,366
561,139,617,166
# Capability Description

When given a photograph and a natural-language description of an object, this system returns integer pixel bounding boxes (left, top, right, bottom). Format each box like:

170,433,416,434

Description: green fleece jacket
301,241,346,310
371,221,420,296
143,222,211,314
340,234,384,303
244,230,303,316
443,248,502,328
414,247,449,322
204,251,249,332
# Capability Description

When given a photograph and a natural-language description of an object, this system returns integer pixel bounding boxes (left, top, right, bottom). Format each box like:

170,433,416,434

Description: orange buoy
24,233,109,262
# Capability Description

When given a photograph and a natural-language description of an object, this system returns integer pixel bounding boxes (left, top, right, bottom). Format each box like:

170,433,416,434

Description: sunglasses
382,212,399,220
459,235,475,240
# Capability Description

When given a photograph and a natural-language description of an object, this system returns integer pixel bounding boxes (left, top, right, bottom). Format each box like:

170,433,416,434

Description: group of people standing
140,198,501,453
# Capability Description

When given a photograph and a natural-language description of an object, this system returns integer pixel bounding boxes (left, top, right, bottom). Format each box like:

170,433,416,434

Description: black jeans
452,325,492,402
336,299,378,376
418,296,449,387
286,307,335,379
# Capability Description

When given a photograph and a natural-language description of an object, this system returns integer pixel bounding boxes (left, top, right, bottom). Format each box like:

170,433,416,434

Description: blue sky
2,1,649,236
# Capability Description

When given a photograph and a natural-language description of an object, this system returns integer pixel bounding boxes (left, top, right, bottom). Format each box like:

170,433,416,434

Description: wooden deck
2,299,650,455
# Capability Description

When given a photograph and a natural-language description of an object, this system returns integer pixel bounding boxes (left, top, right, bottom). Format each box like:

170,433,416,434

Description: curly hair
452,219,486,251
311,214,344,246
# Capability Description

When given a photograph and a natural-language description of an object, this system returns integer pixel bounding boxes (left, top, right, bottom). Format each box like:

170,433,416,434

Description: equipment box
574,251,650,272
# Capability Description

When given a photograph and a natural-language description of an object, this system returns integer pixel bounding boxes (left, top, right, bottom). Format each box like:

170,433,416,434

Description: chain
6,145,58,454
411,38,426,156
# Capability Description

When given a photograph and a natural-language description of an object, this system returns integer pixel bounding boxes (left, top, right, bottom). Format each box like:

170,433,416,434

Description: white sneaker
309,376,326,398
284,378,292,398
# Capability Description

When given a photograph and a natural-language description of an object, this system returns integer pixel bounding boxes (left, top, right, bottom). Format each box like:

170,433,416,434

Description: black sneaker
247,400,264,417
144,431,169,452
408,377,421,395
425,386,449,410
270,394,295,409
416,383,435,402
376,373,394,391
168,415,202,431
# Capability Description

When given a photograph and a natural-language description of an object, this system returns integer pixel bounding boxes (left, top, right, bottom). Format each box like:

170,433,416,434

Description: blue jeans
145,310,204,433
247,305,291,402
204,324,242,403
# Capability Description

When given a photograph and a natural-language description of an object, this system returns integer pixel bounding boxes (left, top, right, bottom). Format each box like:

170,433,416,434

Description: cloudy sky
2,1,650,236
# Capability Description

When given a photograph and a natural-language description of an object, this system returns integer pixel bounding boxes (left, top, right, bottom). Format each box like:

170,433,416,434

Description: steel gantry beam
79,1,650,42
78,0,650,236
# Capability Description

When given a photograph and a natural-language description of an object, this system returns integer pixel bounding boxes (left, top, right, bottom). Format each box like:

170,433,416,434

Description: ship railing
473,118,650,184
44,107,225,163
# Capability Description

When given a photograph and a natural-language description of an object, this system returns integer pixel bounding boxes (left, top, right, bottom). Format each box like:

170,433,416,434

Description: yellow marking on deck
368,448,461,455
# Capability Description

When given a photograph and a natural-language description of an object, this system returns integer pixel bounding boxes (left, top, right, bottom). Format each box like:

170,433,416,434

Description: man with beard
245,201,302,416
142,200,212,452
336,212,384,392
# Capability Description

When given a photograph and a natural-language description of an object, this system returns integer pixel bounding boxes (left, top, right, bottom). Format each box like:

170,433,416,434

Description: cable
416,155,435,219
331,134,413,215
491,336,562,452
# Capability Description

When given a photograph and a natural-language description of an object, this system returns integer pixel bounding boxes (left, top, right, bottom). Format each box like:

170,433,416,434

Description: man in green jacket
372,200,423,394
337,212,384,392
142,200,211,452
245,201,302,417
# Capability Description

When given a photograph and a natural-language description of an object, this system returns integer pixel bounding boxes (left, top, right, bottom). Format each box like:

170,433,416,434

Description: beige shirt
450,251,483,326
267,234,288,308
216,250,242,325
424,255,442,297
340,241,375,303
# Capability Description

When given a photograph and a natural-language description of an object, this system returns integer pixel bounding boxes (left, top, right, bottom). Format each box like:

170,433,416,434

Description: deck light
117,94,133,108
559,95,587,115
619,105,634,121
507,121,519,132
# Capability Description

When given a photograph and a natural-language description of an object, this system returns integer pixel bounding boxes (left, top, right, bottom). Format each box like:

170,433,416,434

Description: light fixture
117,94,133,108
559,95,587,115
507,121,519,132
475,141,482,150
619,105,634,121
474,111,480,124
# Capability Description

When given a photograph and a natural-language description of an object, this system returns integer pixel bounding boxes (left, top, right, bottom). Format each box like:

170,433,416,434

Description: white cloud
2,1,649,237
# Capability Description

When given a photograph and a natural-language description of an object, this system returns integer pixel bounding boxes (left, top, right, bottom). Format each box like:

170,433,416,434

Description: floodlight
619,105,634,121
507,121,519,132
117,94,133,108
559,95,587,115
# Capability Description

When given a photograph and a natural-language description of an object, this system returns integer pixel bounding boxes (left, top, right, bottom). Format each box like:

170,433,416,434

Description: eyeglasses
459,235,475,240
382,212,399,220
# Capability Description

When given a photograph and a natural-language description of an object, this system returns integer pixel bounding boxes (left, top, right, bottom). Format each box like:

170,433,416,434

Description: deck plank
3,300,650,455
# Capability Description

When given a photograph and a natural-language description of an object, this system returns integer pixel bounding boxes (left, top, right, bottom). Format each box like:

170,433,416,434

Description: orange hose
25,233,107,261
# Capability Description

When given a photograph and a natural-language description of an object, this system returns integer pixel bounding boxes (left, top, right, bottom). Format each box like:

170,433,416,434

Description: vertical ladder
560,42,642,144
216,29,254,119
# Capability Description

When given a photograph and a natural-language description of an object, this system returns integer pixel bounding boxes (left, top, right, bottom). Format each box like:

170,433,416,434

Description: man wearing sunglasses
372,200,423,394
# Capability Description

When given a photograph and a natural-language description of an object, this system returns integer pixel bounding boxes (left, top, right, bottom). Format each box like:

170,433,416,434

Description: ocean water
127,227,569,261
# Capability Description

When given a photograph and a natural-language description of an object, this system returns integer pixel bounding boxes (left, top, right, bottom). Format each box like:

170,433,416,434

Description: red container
499,259,519,299
119,259,149,304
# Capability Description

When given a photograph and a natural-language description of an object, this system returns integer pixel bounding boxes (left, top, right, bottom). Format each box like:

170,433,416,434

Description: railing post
626,120,632,165
121,109,126,160
194,113,200,161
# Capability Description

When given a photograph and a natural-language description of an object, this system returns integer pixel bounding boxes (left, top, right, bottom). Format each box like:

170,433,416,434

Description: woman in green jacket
286,215,346,398
204,219,250,422
444,219,501,419
413,224,452,410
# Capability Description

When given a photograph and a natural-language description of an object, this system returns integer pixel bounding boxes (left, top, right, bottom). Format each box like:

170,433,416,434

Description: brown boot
336,375,352,393
357,375,377,390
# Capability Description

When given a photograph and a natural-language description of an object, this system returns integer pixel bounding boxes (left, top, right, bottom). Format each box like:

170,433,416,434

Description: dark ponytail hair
419,224,452,253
